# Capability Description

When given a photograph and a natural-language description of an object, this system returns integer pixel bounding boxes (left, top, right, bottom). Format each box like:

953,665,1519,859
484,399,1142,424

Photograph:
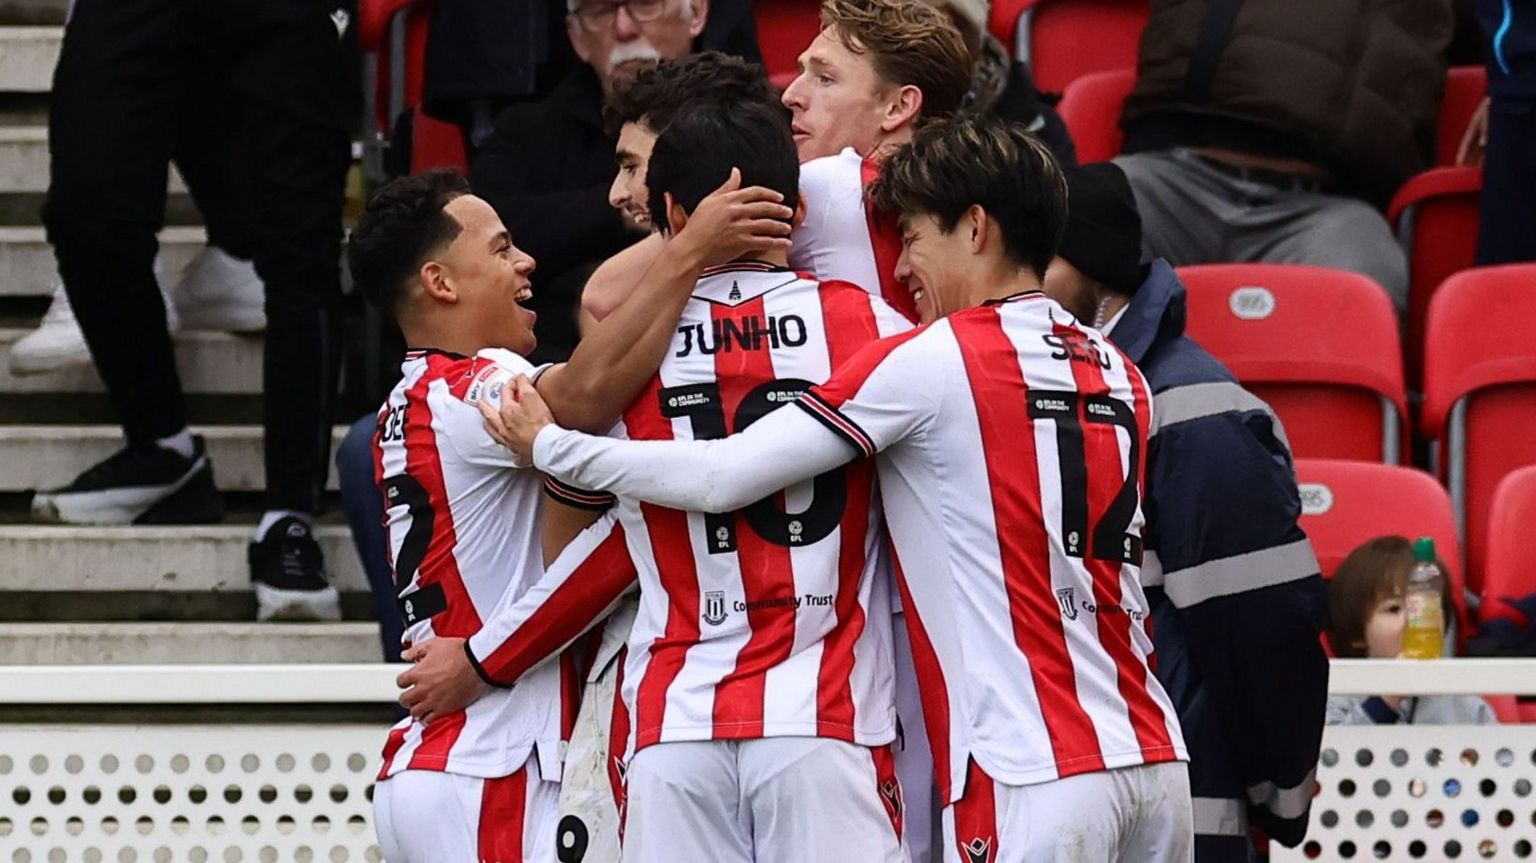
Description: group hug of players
347,2,1320,861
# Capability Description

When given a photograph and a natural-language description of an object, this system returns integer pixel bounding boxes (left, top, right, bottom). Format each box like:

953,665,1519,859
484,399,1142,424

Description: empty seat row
1184,263,1536,601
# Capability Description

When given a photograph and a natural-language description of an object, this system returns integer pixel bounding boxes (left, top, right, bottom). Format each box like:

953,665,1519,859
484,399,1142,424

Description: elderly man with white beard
470,0,717,364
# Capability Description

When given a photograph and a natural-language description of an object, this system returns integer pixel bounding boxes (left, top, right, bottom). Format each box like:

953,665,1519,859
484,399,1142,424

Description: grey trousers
1115,149,1408,314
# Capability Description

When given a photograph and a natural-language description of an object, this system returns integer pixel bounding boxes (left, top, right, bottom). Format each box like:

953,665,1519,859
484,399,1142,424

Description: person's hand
1457,97,1490,167
670,167,794,266
478,375,555,464
397,637,489,724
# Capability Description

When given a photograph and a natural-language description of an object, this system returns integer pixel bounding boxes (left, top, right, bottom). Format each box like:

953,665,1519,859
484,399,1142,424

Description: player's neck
733,249,791,269
401,318,499,360
967,264,1043,308
866,126,915,163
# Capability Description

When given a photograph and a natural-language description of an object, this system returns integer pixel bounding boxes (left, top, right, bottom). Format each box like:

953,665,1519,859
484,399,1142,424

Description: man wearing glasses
472,0,749,365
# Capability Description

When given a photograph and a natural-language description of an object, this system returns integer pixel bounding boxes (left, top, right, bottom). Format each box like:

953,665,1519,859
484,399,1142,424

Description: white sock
155,429,196,459
256,509,312,541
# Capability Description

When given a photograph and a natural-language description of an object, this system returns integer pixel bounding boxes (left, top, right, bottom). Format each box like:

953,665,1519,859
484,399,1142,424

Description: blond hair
820,0,973,122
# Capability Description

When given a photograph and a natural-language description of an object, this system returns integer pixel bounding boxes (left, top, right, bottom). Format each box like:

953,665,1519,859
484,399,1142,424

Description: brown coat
1122,0,1455,204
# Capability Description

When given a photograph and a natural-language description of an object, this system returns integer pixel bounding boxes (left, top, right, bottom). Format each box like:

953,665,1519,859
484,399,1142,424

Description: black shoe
250,516,341,621
31,437,224,525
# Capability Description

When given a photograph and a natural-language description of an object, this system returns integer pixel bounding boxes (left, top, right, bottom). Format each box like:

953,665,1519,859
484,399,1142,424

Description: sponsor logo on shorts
962,837,993,863
878,778,903,820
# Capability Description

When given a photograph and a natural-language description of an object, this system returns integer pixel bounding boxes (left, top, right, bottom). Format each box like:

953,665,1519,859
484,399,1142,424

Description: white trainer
174,247,266,332
8,282,182,376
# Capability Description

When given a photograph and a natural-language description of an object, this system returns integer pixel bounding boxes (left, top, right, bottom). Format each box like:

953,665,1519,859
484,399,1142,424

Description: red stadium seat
1179,264,1407,464
1294,458,1469,643
1422,265,1536,597
1436,66,1488,167
990,0,1148,94
1389,167,1483,387
1056,68,1134,162
754,0,822,88
1482,466,1536,625
357,0,468,175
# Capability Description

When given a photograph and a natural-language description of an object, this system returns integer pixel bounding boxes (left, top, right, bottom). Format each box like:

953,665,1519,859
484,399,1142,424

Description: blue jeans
336,413,403,662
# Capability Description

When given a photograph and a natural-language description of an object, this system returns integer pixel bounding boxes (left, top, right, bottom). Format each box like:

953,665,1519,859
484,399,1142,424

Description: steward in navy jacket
1112,260,1330,859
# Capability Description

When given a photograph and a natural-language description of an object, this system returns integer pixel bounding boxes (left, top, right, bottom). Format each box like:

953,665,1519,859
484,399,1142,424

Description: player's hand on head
396,637,487,723
478,375,554,465
672,167,793,266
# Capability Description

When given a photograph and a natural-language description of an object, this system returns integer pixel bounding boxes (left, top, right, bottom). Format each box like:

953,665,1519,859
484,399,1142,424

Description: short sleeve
442,350,551,469
796,328,931,458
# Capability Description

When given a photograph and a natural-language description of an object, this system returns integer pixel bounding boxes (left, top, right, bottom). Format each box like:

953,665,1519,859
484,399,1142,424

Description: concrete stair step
0,126,189,191
0,326,262,394
0,0,69,27
0,226,207,297
0,621,383,664
0,524,368,593
0,27,60,93
0,424,350,492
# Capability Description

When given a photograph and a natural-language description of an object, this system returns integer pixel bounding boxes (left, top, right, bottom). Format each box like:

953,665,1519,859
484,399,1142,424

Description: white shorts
373,753,561,863
621,737,906,863
554,644,629,863
942,760,1192,863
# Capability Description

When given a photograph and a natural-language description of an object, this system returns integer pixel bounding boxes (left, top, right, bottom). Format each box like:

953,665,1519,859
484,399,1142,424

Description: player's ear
965,204,987,254
419,260,457,305
687,0,710,37
665,192,689,236
791,197,807,231
881,84,924,134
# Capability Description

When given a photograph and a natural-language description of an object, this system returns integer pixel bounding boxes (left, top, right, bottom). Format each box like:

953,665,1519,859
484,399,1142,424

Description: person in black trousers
33,0,359,622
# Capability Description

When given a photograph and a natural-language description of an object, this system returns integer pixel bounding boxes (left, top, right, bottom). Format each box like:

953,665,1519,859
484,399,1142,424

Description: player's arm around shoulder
438,349,548,469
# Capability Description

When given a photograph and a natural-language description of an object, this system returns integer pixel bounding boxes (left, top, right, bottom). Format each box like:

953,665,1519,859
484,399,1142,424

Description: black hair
870,115,1068,278
603,51,783,138
645,101,800,233
346,169,472,313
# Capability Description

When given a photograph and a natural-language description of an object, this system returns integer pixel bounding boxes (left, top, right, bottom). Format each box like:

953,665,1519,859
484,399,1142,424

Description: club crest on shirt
703,591,728,626
1056,587,1078,620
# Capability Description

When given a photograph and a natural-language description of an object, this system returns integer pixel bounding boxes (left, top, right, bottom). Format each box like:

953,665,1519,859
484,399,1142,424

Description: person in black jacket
1459,0,1536,264
471,0,756,365
1044,163,1330,862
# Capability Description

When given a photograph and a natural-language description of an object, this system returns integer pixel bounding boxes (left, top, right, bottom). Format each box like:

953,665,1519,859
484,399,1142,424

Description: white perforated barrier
3,662,1536,861
0,726,382,863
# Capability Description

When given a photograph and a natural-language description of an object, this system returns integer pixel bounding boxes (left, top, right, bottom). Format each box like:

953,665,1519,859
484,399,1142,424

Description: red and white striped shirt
791,148,915,324
467,263,912,755
373,348,571,782
800,293,1186,800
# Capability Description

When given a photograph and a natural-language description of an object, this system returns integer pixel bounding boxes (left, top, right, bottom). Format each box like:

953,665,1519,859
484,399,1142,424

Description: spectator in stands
918,0,1076,165
1115,1,1456,314
1458,0,1535,265
421,0,761,155
32,0,359,622
9,84,266,376
1043,162,1329,861
1325,536,1498,725
471,0,758,365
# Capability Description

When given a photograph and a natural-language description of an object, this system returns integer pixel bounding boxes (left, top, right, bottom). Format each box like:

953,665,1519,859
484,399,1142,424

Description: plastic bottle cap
1414,537,1437,563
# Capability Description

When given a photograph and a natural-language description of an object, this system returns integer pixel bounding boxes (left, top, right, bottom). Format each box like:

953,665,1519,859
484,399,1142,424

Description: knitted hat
1056,162,1144,295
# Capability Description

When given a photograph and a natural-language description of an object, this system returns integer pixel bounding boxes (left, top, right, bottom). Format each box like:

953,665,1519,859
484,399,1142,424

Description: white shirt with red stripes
791,148,915,324
528,293,1189,802
373,348,568,782
466,263,913,757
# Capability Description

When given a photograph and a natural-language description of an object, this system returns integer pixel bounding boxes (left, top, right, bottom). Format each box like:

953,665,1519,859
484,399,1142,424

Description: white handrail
0,659,1533,704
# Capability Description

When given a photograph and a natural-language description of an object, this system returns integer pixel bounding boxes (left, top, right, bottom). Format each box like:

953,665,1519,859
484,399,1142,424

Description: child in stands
1325,536,1498,725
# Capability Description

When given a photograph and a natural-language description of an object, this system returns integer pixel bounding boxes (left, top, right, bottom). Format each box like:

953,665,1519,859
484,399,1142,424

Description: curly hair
603,51,782,137
346,169,471,313
819,0,973,122
870,115,1067,278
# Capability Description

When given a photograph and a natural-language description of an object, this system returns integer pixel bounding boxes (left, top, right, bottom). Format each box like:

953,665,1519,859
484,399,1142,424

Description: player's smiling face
894,211,968,325
439,195,539,356
782,28,892,162
609,121,658,229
